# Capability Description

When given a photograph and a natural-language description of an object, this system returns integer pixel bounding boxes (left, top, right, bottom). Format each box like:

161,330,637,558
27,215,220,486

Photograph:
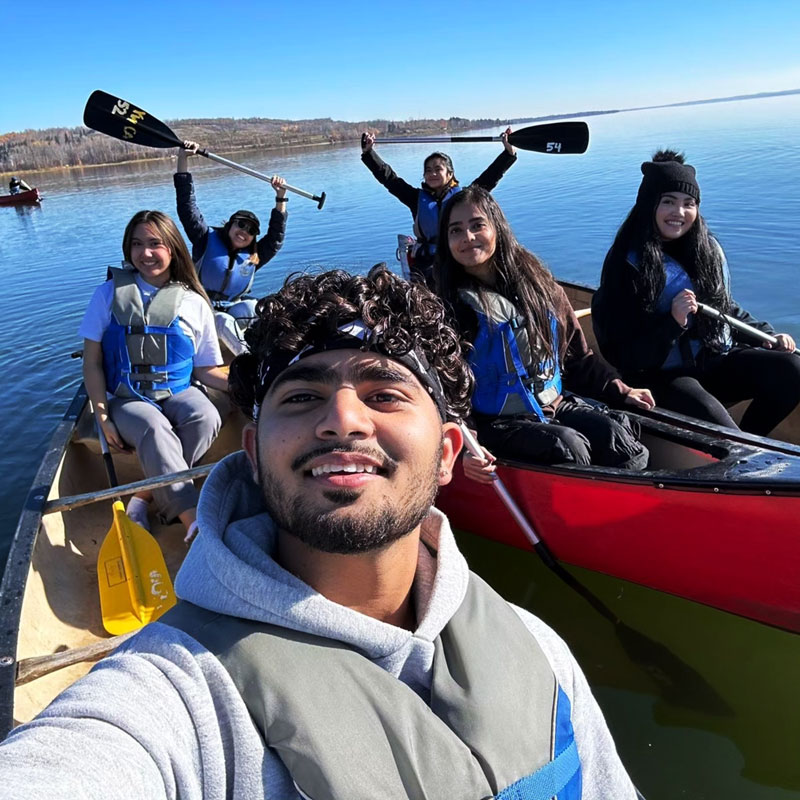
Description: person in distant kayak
0,266,639,800
80,210,228,541
592,149,800,437
8,177,32,195
436,185,653,477
361,128,517,287
174,141,288,356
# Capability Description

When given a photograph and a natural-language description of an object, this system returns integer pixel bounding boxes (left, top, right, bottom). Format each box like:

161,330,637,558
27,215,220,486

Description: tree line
0,116,504,174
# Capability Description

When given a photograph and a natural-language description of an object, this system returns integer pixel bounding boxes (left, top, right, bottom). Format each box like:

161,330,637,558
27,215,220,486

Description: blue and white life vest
101,268,195,404
196,228,256,305
459,288,562,422
162,572,582,800
414,184,461,254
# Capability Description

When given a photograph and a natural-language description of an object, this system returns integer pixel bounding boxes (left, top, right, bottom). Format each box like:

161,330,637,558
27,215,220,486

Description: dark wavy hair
229,265,474,421
434,184,568,364
122,210,211,304
606,149,731,347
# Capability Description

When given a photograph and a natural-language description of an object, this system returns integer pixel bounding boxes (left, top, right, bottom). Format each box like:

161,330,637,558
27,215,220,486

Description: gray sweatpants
109,387,222,521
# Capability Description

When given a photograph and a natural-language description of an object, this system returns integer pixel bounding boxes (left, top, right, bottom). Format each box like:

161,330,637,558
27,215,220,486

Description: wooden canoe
1,279,799,739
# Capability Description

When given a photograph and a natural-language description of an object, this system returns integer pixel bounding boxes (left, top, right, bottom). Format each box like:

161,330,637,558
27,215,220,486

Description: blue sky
3,0,800,133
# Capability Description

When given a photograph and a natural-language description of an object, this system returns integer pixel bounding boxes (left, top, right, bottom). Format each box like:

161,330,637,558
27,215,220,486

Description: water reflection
457,531,800,799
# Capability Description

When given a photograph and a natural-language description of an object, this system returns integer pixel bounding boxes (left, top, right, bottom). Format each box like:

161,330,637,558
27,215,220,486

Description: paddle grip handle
458,424,542,547
199,151,326,208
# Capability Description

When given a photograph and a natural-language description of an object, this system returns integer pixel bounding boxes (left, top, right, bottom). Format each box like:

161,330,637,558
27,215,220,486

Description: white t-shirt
79,274,222,367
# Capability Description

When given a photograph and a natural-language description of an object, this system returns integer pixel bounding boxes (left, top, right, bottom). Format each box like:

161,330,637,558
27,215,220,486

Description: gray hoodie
0,452,636,800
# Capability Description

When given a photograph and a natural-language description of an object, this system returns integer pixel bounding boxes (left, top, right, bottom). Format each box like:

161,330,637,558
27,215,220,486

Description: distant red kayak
0,188,41,206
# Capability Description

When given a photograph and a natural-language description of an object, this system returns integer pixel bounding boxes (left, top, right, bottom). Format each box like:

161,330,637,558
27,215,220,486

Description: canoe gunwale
0,385,87,738
492,411,800,495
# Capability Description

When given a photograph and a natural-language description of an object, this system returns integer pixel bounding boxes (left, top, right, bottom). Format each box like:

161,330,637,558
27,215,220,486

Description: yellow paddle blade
97,500,177,635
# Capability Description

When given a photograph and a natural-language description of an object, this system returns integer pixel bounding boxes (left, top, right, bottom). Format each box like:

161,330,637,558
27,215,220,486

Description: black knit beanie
636,157,700,206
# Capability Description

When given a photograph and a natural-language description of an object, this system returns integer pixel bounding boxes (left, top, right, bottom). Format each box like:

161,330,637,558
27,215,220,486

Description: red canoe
438,412,800,633
0,188,41,206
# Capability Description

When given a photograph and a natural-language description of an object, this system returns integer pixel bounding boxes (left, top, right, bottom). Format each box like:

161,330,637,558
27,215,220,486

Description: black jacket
592,246,774,377
174,172,286,270
360,148,517,217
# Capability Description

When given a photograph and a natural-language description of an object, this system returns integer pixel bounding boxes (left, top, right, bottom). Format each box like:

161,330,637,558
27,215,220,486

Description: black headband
254,320,449,421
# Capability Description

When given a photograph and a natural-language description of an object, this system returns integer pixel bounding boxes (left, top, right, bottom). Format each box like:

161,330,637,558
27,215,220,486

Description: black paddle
375,121,590,154
83,90,326,209
459,425,731,716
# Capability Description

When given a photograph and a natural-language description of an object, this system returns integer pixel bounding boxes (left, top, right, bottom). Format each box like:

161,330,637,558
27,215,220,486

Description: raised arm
255,176,289,267
360,132,420,212
470,128,517,192
173,141,210,248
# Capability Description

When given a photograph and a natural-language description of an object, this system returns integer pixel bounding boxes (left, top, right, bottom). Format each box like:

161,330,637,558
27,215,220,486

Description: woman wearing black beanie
591,149,800,438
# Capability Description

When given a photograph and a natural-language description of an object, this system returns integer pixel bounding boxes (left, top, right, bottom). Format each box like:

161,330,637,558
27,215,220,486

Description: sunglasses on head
234,219,256,235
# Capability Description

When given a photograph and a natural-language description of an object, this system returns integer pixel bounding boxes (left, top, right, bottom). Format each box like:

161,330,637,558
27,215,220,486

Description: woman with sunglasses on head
361,128,517,288
436,185,653,480
80,210,229,541
175,141,288,355
592,149,800,437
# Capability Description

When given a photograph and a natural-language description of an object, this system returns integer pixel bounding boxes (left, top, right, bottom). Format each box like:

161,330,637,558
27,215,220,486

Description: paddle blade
510,121,590,154
97,501,176,635
83,90,182,149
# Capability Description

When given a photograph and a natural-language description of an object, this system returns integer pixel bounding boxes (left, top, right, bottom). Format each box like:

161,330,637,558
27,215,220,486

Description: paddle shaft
193,149,326,208
83,90,326,208
696,302,778,345
459,424,621,623
377,136,508,144
374,121,589,154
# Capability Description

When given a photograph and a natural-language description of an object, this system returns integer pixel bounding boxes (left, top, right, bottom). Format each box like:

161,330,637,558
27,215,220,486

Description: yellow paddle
92,406,176,634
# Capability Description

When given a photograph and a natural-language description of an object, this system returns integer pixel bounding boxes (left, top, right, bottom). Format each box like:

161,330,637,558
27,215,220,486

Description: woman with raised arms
435,185,654,480
592,150,800,437
80,210,228,540
361,129,516,287
175,141,288,356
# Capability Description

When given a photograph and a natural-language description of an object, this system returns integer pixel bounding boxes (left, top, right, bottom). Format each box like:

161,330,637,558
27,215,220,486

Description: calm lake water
2,95,799,797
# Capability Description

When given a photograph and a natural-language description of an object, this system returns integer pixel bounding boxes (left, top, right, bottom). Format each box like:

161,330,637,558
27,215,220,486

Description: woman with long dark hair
436,185,653,478
175,141,288,356
80,210,228,540
592,150,800,436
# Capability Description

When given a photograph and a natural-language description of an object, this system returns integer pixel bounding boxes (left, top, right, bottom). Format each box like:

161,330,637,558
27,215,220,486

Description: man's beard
256,441,443,554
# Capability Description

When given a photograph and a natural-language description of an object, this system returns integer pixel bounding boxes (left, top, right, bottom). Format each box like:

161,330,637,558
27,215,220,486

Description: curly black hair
228,265,474,421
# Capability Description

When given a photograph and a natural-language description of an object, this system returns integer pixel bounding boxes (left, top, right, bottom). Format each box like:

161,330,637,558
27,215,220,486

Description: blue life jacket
101,268,195,405
460,288,562,422
414,184,461,254
196,228,256,306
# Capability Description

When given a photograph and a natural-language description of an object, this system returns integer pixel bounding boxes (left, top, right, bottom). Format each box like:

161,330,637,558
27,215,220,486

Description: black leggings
474,396,649,469
638,348,800,436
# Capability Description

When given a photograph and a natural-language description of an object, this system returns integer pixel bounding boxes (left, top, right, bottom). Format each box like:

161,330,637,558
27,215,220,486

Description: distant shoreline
0,138,336,180
507,87,800,125
3,87,798,179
